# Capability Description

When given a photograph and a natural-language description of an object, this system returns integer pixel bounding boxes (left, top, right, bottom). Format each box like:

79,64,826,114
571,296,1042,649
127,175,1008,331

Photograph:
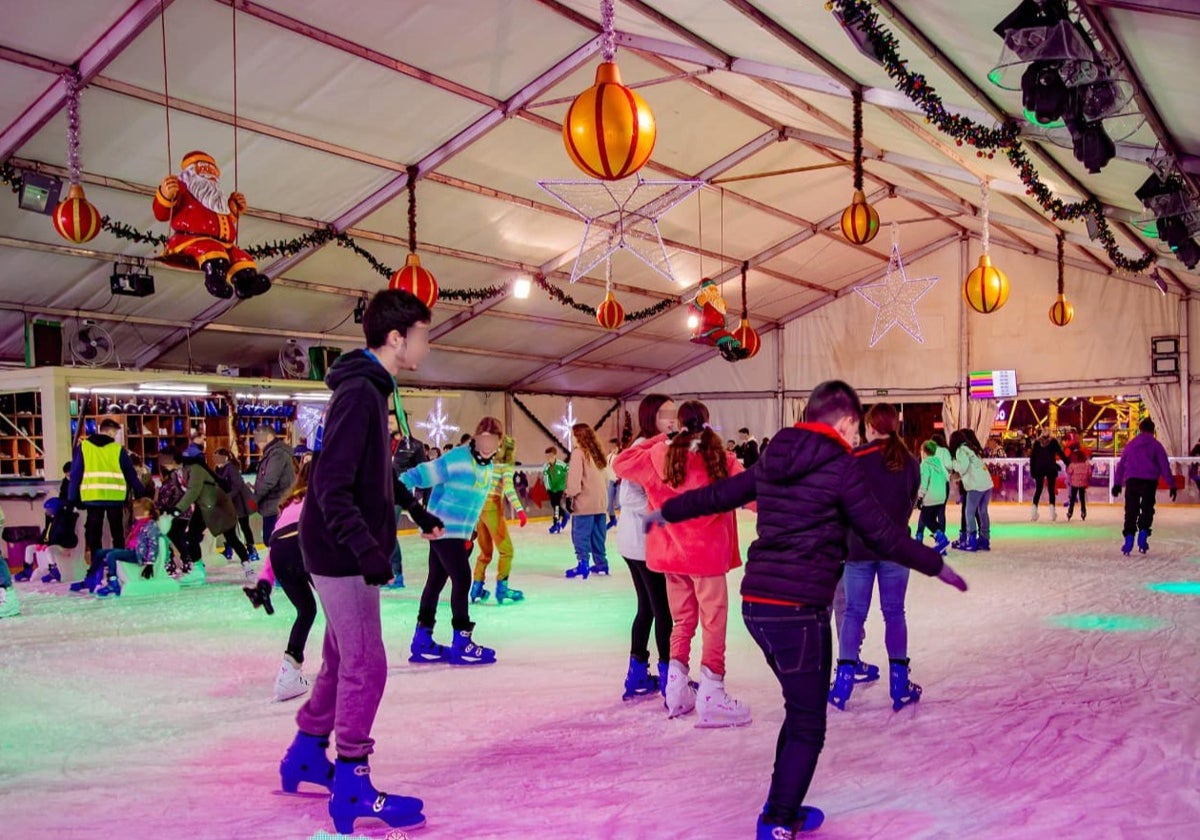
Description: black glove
407,503,444,535
1169,487,1177,501
1111,484,1121,498
364,570,393,587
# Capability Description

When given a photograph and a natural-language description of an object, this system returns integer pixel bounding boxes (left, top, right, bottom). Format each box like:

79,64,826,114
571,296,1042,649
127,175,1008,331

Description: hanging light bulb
512,277,532,299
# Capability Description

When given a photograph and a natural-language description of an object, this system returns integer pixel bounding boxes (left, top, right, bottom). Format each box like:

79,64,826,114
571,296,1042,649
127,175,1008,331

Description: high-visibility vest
80,439,128,503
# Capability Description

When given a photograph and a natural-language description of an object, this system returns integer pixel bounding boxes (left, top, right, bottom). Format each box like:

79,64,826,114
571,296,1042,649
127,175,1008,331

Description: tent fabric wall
783,246,963,393
508,394,619,464
1142,382,1183,455
640,330,781,396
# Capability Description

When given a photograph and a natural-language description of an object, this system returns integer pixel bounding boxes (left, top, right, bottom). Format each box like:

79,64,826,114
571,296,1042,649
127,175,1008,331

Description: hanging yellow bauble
1048,293,1074,327
562,62,656,181
963,254,1010,314
596,291,626,330
389,252,439,309
840,189,880,245
732,318,761,359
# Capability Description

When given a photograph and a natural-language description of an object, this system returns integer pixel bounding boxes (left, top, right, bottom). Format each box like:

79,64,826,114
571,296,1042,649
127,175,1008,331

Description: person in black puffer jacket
281,290,444,836
647,380,967,839
1028,431,1068,521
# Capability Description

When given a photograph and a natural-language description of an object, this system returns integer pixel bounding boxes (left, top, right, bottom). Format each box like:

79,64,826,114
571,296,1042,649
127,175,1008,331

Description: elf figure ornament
152,150,271,300
690,278,748,362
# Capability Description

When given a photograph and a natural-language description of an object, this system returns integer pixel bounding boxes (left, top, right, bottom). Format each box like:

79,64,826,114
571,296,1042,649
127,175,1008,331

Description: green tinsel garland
830,0,1155,274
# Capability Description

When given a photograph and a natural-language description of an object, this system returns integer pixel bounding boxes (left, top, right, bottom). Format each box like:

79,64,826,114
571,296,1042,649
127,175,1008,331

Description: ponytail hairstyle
280,458,312,512
663,400,728,488
863,404,911,473
571,423,606,470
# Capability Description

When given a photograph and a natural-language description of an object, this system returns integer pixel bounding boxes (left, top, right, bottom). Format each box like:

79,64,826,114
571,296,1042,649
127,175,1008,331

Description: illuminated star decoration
552,399,578,451
853,242,939,347
415,397,460,449
538,174,703,284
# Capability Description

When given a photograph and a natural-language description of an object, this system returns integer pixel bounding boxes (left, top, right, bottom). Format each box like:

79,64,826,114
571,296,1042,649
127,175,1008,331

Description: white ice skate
1049,504,1057,522
1030,504,1038,521
664,660,696,719
274,654,311,702
694,666,752,729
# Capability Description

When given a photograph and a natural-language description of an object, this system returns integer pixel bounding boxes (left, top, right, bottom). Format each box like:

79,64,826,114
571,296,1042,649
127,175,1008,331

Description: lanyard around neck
363,349,410,438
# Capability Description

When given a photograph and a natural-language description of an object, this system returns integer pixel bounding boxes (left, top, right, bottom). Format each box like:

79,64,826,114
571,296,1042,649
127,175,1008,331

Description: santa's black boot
232,267,272,299
202,258,233,299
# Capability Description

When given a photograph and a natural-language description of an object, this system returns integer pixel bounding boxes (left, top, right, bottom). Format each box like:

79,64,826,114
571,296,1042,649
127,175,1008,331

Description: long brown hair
663,400,727,488
572,423,606,469
864,404,912,473
637,394,672,439
280,459,311,511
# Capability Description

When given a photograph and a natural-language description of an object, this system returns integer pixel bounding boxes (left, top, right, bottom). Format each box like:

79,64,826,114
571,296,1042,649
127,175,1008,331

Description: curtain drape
1143,382,1182,455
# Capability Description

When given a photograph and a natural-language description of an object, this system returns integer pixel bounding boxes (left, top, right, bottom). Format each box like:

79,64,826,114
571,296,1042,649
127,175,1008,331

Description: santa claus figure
690,278,747,362
153,150,271,300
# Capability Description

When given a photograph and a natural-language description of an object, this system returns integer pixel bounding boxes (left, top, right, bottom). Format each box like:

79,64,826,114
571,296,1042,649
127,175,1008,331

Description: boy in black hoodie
278,290,444,836
647,380,967,839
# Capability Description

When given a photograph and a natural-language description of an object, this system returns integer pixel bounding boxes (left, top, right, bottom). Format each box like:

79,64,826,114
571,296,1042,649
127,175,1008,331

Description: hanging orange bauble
389,252,439,309
562,62,656,181
840,189,880,245
732,318,761,359
963,254,1010,314
596,291,625,330
52,183,102,244
1048,293,1074,327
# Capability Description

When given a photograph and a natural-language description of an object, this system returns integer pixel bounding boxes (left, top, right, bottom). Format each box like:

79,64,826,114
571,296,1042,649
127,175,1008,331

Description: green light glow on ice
1145,581,1200,596
1049,614,1167,632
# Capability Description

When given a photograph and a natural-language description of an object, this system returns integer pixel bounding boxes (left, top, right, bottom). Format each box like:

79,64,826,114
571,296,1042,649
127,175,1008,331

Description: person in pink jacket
613,400,751,728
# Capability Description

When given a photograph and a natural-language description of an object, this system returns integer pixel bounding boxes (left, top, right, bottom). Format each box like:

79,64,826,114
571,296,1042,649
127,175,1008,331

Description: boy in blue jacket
647,380,967,839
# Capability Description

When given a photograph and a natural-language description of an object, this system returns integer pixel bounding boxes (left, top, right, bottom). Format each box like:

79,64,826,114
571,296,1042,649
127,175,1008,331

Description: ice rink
2,503,1198,840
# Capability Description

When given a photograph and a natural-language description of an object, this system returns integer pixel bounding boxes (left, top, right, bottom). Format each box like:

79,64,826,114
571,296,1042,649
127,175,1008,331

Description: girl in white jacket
614,394,676,700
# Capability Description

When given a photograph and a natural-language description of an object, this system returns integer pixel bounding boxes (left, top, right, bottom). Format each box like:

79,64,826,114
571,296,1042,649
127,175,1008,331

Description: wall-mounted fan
69,320,115,367
278,339,311,379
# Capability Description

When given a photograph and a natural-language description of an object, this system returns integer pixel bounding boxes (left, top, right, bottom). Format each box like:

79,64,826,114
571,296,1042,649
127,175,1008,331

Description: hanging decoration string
593,398,623,430
231,1,239,192
828,0,1154,275
64,70,83,185
1056,233,1065,295
511,394,570,452
851,87,864,192
891,220,900,249
980,180,990,256
407,164,419,253
159,0,176,228
697,187,704,278
740,260,749,319
600,0,616,62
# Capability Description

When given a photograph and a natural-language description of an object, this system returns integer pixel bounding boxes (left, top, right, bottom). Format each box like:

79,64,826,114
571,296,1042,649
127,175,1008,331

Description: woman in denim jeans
828,404,924,713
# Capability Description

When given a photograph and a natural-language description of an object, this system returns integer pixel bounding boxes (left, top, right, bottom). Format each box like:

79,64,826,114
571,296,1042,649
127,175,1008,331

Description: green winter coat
177,463,238,537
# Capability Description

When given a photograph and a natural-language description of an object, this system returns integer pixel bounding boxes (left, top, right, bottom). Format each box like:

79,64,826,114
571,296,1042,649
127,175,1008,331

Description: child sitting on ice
84,497,161,597
613,399,750,728
1066,449,1093,521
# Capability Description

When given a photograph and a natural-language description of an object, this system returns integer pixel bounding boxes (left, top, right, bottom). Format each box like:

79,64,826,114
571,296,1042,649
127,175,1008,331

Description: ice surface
2,505,1198,839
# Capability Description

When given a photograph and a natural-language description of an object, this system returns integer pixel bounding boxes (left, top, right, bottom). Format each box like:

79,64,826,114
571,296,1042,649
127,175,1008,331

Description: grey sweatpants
295,573,386,759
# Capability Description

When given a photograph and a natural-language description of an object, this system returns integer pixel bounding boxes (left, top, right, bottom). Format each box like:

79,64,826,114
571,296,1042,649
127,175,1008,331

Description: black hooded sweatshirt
301,349,403,581
660,422,943,607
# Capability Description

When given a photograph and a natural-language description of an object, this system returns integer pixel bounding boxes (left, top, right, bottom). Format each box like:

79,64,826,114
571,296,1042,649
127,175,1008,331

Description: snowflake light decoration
551,399,578,451
415,398,460,449
538,174,703,284
853,241,939,347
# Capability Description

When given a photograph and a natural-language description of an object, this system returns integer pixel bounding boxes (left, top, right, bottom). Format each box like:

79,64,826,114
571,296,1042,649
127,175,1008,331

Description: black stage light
1172,237,1200,270
17,171,62,214
1022,61,1071,124
1066,115,1115,174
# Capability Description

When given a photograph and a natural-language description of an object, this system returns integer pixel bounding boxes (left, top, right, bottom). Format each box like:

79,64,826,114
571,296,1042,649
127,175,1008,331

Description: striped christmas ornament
389,252,439,309
52,184,101,244
1048,293,1074,326
963,254,1010,314
562,62,656,181
840,189,880,245
596,291,625,330
732,318,761,359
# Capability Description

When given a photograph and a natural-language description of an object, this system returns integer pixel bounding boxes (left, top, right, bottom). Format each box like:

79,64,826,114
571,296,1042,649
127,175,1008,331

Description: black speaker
25,318,63,367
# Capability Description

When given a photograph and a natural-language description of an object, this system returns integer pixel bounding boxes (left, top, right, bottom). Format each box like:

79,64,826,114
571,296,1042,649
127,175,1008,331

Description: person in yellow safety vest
68,417,147,555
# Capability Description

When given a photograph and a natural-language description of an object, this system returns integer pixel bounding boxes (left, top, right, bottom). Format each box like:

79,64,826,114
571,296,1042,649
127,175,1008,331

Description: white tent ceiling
1,0,1197,397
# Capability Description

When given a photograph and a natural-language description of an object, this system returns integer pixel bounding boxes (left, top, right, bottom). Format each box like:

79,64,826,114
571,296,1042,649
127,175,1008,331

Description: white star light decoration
853,242,939,348
538,174,703,284
415,398,459,449
551,400,578,451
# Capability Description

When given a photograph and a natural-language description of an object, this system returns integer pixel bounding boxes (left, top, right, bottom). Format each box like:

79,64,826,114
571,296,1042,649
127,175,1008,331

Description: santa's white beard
180,167,228,215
